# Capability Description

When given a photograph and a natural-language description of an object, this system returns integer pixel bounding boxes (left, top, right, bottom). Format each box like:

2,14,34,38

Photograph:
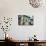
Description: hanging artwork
29,0,43,8
18,15,34,25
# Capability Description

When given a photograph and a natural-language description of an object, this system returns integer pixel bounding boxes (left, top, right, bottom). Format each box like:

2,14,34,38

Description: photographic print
18,15,34,25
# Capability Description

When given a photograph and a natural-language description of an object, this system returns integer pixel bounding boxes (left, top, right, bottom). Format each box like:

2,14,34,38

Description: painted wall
44,15,46,40
0,0,46,40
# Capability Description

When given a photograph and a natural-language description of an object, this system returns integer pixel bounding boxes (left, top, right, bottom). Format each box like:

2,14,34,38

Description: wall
9,15,45,40
0,0,46,40
44,15,46,40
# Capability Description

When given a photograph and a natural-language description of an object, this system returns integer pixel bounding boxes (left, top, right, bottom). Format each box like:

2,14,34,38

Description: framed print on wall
18,15,34,25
